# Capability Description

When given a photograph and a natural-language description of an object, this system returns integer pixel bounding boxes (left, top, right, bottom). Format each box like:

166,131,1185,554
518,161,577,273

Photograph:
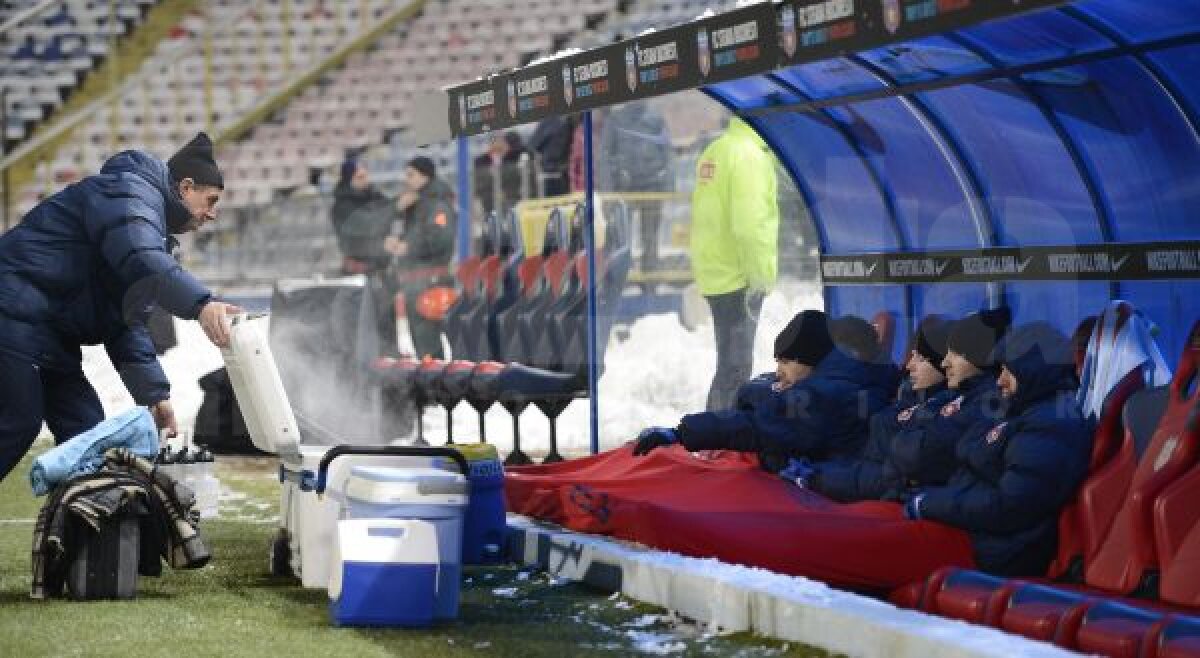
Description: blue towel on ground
30,407,161,496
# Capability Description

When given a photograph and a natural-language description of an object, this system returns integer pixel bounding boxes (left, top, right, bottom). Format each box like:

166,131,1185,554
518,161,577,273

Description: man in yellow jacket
690,116,779,410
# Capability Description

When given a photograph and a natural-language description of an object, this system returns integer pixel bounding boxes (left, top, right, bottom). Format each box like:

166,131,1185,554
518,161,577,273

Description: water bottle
156,445,177,480
193,447,219,519
174,445,195,487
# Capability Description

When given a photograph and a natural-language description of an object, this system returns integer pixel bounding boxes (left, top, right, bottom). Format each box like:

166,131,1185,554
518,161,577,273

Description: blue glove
633,427,679,456
778,457,816,488
904,493,925,520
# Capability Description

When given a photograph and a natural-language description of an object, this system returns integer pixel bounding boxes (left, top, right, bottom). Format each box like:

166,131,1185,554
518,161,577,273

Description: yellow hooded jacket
689,117,779,297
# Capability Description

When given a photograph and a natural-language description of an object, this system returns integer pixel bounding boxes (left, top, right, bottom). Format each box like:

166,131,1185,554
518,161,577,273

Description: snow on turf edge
506,514,1085,658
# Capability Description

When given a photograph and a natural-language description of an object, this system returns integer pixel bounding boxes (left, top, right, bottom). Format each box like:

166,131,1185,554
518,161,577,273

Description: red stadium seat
1157,464,1200,608
1073,601,1165,658
1048,366,1148,579
1149,615,1200,658
1086,321,1200,595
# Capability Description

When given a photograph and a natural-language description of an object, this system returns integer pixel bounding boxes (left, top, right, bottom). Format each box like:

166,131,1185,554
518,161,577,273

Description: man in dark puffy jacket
905,322,1092,577
632,310,893,470
804,309,1009,502
804,315,954,502
390,157,457,359
0,133,239,481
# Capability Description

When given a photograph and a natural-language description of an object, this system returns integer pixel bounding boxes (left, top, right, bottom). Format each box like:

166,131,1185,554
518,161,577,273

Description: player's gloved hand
632,427,679,456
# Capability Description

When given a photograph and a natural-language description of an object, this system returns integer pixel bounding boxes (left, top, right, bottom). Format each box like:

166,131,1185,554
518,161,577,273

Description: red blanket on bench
506,445,975,590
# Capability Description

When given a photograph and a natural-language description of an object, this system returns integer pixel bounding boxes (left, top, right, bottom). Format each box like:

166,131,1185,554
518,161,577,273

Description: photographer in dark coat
906,322,1092,577
633,310,893,469
0,133,239,482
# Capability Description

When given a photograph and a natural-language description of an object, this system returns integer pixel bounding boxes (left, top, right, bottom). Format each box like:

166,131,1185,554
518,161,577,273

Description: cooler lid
345,466,468,504
221,314,301,458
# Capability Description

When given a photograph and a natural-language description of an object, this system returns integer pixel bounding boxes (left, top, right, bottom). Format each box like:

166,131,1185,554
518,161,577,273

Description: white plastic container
221,314,467,590
342,466,468,620
329,519,441,627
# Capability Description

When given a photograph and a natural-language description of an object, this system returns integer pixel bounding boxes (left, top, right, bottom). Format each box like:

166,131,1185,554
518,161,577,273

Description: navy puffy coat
677,349,895,467
918,335,1091,577
0,151,212,404
886,373,1003,498
809,383,952,502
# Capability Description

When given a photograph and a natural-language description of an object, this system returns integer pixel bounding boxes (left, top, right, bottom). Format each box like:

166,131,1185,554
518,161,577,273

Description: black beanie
947,307,1012,370
775,310,835,367
913,315,952,373
168,132,223,189
408,156,436,180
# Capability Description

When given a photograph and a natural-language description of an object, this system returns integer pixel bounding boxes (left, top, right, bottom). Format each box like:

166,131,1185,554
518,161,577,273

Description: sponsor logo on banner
960,255,1033,276
697,28,711,77
781,5,797,57
1046,252,1129,274
822,259,879,279
625,45,638,92
562,63,574,106
888,258,949,279
1146,248,1200,273
882,0,902,34
507,79,518,119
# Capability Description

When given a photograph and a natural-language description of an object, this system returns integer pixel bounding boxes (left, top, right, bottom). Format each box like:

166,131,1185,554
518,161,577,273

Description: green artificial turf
0,441,834,657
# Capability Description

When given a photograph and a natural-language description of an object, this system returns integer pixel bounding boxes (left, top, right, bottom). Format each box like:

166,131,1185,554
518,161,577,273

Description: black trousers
0,351,104,482
704,288,764,412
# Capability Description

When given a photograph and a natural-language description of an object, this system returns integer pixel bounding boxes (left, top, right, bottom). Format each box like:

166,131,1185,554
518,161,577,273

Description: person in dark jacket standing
474,132,535,216
331,158,395,274
390,156,457,360
0,132,239,482
632,310,893,470
529,116,574,197
906,322,1092,577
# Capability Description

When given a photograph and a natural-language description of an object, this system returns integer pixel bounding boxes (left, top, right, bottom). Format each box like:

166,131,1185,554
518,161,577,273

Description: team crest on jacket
697,28,711,77
940,395,964,417
625,45,638,92
780,5,797,58
882,0,902,34
985,422,1008,445
562,63,574,106
897,404,919,422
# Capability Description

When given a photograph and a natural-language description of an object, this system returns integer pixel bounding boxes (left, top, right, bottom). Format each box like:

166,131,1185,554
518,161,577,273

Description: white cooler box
329,519,441,627
221,314,469,589
332,466,468,624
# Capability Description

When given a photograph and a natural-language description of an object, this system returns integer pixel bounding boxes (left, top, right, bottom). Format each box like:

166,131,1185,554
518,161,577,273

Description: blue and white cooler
329,519,442,627
338,465,468,621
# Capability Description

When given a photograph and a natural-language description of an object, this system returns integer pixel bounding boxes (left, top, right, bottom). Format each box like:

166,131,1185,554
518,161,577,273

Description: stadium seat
1049,366,1150,580
1156,463,1200,608
1086,320,1200,595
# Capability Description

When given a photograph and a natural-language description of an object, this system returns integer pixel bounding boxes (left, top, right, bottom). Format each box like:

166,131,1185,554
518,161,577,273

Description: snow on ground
81,281,821,458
